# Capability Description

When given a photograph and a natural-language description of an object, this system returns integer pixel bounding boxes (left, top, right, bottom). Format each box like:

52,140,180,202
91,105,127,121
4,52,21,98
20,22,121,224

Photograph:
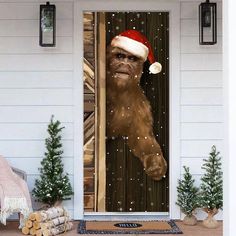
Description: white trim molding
224,0,236,235
73,0,181,220
73,0,84,220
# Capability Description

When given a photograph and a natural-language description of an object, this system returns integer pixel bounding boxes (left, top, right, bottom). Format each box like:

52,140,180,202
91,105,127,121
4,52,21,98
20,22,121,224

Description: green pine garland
176,166,198,217
199,145,223,211
32,115,73,206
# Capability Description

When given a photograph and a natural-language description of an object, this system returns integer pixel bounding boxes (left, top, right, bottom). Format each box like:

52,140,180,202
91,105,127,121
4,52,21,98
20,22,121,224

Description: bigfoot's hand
143,153,167,181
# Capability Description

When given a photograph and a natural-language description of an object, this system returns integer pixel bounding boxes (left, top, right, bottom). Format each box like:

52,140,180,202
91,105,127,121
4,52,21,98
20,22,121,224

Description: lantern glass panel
41,9,53,44
202,5,211,27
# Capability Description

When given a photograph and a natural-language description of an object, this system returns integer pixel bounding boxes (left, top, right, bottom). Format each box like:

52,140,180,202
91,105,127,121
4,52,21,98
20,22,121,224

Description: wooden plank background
105,12,169,212
83,12,95,212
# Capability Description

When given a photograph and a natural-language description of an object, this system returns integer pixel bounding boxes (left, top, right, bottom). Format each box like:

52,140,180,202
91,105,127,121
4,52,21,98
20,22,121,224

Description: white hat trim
111,35,149,60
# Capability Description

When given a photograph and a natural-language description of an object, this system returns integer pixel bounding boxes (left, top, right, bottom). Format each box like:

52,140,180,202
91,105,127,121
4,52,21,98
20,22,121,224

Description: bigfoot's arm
126,100,167,181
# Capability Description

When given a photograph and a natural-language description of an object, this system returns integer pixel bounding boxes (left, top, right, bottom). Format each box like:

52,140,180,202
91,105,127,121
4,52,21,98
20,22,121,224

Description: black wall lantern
199,0,217,45
40,2,56,47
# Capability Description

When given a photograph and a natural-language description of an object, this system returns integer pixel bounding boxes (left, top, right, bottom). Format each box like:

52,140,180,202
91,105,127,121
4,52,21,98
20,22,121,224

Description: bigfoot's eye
128,55,138,62
116,53,126,59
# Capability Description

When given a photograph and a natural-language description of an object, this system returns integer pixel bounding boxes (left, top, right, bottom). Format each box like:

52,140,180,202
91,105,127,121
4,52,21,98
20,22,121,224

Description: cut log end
35,213,42,223
33,221,40,230
42,229,50,236
36,230,42,236
22,226,30,235
26,220,33,228
30,227,36,235
29,212,37,221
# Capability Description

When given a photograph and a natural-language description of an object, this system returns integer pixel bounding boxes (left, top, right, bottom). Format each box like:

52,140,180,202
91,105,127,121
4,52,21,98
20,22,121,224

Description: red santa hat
111,29,162,74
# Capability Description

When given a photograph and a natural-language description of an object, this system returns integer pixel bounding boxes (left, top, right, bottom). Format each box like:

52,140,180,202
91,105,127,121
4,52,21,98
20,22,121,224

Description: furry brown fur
106,46,167,181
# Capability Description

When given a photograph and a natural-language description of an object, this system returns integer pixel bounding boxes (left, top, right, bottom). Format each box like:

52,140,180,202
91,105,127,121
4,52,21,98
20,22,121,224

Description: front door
83,11,169,213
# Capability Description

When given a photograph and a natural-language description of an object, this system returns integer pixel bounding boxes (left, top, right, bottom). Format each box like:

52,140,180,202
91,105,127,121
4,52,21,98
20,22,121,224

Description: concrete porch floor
0,221,222,236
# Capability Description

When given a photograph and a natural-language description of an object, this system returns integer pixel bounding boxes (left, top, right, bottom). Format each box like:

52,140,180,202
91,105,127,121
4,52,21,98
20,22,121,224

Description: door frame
73,0,181,220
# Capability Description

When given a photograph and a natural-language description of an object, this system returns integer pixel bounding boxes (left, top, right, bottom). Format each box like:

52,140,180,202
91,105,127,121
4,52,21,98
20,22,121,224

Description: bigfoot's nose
116,64,132,75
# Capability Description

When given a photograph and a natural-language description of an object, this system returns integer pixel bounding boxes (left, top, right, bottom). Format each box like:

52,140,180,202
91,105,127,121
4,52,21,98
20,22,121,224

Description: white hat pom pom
149,62,162,74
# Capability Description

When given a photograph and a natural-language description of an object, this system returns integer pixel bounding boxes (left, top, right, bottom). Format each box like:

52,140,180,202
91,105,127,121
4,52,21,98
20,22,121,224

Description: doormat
77,220,183,234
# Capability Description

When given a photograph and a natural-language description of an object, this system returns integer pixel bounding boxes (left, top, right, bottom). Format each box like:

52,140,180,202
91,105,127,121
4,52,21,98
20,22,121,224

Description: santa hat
111,29,162,74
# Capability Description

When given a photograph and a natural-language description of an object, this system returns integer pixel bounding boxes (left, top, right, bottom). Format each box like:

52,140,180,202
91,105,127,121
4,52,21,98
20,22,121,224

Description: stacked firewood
21,207,73,236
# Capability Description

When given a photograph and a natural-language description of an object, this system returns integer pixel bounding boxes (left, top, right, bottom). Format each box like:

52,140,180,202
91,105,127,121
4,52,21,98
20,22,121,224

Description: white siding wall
0,1,74,216
180,0,223,220
0,0,223,220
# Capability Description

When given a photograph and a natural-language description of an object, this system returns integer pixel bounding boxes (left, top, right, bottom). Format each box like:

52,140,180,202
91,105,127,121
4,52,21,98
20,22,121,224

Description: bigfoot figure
106,30,167,181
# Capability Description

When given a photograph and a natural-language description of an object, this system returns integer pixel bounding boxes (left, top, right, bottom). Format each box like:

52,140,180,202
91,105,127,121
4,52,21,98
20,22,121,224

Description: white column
224,0,236,235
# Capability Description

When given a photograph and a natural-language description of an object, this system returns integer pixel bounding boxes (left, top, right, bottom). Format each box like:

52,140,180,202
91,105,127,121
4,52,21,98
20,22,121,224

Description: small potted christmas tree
33,116,73,207
199,145,223,228
176,166,199,225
